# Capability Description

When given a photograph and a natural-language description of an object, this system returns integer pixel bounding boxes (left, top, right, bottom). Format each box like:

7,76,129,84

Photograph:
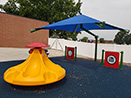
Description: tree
99,38,104,43
0,0,82,40
80,37,88,42
114,31,127,44
124,33,131,45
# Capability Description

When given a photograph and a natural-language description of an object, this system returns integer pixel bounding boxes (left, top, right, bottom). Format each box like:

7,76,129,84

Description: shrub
99,38,104,43
80,37,88,42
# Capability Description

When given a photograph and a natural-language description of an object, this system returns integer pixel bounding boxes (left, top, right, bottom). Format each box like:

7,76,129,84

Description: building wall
0,12,49,48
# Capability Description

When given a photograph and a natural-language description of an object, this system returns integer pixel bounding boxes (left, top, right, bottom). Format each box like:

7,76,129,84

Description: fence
48,38,131,63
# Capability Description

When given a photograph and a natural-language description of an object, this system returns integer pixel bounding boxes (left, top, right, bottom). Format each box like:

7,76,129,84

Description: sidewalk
0,47,65,62
0,47,130,66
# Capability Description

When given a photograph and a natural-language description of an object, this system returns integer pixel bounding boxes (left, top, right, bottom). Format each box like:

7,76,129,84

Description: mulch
0,57,131,98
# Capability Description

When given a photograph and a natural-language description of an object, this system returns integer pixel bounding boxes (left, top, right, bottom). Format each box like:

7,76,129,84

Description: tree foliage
80,37,88,42
0,0,82,40
99,38,104,43
114,31,127,44
114,31,131,45
124,33,131,45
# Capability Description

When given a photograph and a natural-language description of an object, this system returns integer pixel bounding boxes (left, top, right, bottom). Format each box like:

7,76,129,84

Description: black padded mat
0,57,131,98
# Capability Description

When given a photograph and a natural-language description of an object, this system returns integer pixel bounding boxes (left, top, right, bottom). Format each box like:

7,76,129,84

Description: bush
114,31,131,45
99,38,104,43
124,34,131,45
80,37,88,42
114,31,126,44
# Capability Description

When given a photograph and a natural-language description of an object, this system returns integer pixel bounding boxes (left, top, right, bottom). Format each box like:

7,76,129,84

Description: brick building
0,12,49,48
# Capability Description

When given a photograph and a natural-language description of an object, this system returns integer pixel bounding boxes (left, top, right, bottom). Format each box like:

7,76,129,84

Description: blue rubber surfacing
0,57,131,98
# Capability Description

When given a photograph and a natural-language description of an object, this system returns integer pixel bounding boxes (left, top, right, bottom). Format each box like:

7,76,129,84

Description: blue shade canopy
35,15,126,32
30,14,129,62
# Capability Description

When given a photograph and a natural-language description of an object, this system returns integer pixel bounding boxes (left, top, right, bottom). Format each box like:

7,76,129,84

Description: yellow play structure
4,43,66,86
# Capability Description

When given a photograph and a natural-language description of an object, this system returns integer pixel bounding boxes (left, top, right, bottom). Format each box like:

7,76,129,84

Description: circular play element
4,43,66,86
68,50,73,57
107,55,116,65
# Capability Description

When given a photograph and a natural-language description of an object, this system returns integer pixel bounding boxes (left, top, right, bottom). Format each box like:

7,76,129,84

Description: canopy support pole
30,28,41,33
73,24,79,33
105,24,129,33
80,24,98,61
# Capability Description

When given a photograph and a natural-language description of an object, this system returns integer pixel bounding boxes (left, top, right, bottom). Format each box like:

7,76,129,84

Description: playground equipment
101,49,123,70
4,43,66,86
31,15,129,62
65,46,77,60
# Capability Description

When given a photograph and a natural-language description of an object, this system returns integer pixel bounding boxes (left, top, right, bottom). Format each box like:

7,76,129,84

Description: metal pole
30,28,41,33
75,47,77,60
50,39,57,48
57,39,63,50
120,51,124,70
65,46,67,59
73,24,79,33
104,24,130,33
95,36,98,61
101,49,105,66
80,24,98,61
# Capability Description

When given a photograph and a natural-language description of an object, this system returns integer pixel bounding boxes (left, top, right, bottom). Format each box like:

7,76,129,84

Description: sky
0,0,131,40
75,0,131,40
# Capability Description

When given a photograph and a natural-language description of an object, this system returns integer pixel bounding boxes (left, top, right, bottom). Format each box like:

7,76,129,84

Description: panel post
75,47,77,60
65,46,67,59
120,51,124,70
101,49,105,66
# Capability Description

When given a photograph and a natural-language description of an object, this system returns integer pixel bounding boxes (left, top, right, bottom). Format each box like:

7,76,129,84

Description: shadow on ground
0,56,131,98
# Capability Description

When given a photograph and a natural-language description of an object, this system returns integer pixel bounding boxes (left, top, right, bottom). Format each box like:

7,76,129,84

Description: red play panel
104,51,120,69
26,43,49,48
66,47,75,60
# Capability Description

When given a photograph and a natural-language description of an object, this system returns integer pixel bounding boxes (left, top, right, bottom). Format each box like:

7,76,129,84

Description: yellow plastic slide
4,48,66,86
